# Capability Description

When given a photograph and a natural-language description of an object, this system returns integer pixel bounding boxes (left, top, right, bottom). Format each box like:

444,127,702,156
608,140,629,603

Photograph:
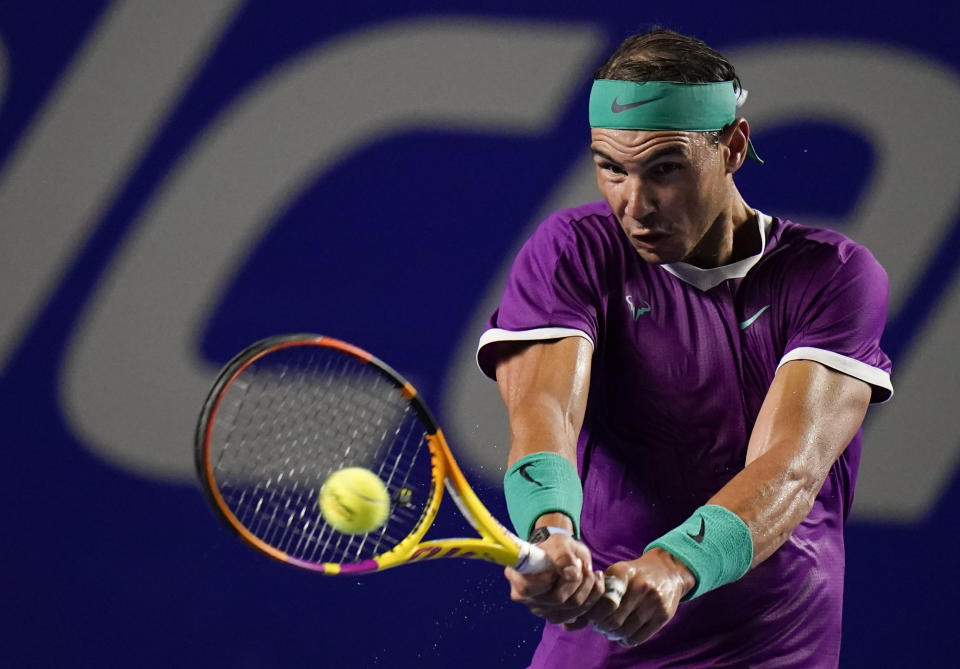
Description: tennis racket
195,334,549,576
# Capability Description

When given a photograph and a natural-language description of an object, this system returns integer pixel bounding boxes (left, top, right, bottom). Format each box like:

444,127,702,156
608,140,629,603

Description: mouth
630,231,671,251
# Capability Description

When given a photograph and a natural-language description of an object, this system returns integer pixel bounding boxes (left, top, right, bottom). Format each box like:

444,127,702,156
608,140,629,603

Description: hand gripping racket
195,334,549,576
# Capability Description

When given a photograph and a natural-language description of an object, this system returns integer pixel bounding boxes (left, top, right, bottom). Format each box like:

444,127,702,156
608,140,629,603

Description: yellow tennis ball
319,467,390,534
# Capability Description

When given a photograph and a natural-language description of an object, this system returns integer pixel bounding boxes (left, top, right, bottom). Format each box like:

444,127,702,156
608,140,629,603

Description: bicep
493,337,593,466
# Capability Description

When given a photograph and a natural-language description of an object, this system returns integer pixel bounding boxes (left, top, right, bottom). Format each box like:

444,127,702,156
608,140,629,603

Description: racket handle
601,574,626,607
514,540,551,573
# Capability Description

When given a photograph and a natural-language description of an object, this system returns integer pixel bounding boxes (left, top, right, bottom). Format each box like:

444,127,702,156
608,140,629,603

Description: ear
721,118,750,174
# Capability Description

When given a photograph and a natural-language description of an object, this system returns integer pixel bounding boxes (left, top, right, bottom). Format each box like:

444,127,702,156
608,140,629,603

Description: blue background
1,1,958,666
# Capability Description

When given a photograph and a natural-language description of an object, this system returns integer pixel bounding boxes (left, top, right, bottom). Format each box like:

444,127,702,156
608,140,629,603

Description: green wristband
503,452,583,540
644,505,753,600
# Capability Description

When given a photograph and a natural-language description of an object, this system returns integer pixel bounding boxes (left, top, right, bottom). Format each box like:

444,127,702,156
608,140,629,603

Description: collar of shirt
660,212,773,291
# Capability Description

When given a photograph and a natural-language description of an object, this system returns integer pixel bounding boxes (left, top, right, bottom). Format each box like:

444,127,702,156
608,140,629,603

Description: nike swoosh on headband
589,79,763,164
610,96,664,113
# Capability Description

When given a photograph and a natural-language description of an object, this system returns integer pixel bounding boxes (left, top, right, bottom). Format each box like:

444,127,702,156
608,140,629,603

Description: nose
623,178,655,220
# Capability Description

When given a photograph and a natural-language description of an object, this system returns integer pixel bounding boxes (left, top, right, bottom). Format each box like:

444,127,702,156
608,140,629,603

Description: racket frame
196,334,543,575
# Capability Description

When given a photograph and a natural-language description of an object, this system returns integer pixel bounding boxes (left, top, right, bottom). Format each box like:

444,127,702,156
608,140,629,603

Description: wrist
646,547,697,599
644,504,753,600
528,524,574,544
533,512,575,535
504,452,583,539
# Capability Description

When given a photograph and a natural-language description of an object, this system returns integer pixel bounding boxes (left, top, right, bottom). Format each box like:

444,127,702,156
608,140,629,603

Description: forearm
708,444,825,565
708,360,871,566
504,392,580,465
495,337,592,467
495,337,592,536
495,338,604,620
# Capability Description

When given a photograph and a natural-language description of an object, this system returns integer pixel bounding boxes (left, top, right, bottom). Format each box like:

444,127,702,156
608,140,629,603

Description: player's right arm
493,335,605,623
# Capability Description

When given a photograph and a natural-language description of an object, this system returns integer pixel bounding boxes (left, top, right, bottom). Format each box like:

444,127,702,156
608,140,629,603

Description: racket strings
208,345,435,566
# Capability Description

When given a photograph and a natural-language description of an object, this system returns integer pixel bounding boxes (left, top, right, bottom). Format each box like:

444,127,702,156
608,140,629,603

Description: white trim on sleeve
478,327,594,351
777,346,893,403
476,327,594,377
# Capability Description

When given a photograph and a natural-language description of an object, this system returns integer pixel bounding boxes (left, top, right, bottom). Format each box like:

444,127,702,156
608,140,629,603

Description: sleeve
477,215,604,379
779,243,893,403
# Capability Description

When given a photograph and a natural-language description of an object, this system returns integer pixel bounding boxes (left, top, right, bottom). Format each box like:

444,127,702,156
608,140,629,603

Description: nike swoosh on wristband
517,463,544,487
739,304,771,330
688,517,706,544
610,96,664,113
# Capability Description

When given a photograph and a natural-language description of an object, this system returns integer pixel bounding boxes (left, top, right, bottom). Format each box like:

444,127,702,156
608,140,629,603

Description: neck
683,193,756,269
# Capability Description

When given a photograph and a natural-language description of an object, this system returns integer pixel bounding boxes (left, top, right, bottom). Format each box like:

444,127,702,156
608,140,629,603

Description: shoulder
525,201,623,260
768,218,887,284
535,200,618,238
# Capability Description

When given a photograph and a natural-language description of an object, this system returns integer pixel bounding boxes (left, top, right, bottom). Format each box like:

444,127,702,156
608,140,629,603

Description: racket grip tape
514,541,551,573
592,576,630,644
602,574,626,607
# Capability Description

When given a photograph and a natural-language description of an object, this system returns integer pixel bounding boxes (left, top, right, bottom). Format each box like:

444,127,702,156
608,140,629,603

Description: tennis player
477,29,892,667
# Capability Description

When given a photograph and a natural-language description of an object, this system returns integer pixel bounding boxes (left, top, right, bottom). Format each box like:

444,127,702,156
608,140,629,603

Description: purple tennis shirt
478,201,892,668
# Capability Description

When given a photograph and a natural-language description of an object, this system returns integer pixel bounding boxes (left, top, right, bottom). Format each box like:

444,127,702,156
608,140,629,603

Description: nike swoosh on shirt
739,305,771,330
687,517,706,544
610,96,664,113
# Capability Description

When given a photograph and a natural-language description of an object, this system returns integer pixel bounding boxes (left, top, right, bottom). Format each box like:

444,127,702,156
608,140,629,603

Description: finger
603,587,652,632
586,567,634,628
594,565,641,629
562,571,606,630
580,569,608,609
505,565,553,597
602,582,669,641
581,590,619,626
599,606,647,648
623,612,670,648
547,557,586,604
558,568,595,616
543,565,608,625
504,566,557,601
591,621,629,643
562,616,590,631
561,558,583,582
507,556,584,608
542,606,586,625
575,544,594,575
538,590,596,625
559,568,605,623
544,534,593,582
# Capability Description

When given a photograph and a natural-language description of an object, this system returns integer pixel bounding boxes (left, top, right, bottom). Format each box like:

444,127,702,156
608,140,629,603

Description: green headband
589,79,762,163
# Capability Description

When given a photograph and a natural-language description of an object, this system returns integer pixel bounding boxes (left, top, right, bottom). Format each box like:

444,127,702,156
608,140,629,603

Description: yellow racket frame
196,335,544,576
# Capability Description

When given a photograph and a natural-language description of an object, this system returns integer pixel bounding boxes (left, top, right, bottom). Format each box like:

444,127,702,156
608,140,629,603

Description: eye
649,162,683,178
597,161,626,176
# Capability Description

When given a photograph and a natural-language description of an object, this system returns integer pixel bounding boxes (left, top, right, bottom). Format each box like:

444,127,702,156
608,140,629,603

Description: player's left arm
583,360,871,646
709,359,871,563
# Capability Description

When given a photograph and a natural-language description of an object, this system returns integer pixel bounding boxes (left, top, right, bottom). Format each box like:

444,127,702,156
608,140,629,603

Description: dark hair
595,28,741,94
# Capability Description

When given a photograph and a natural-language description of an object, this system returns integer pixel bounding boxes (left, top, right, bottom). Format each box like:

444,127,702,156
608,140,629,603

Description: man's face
590,128,732,267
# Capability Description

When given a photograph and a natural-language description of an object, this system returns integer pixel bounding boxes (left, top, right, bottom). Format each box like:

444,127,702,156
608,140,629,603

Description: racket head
195,334,445,574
